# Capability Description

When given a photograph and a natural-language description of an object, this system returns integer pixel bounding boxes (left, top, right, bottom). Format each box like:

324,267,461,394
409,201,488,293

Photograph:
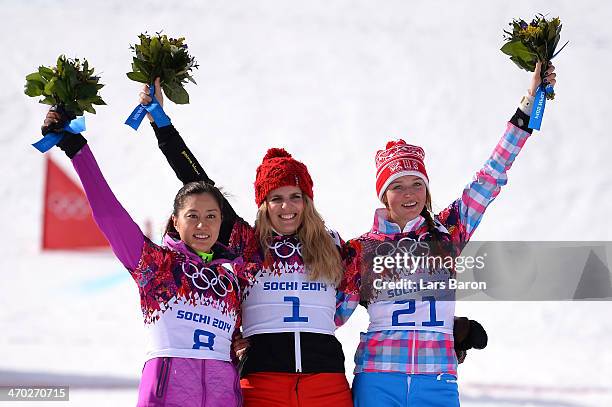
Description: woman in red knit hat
340,62,557,406
139,79,353,407
138,80,493,406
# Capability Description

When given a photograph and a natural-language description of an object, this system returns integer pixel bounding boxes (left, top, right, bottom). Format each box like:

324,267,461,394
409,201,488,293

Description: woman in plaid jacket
335,62,557,406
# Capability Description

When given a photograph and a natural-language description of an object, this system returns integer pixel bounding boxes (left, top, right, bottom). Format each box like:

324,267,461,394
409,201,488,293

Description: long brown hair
419,190,442,239
256,196,344,285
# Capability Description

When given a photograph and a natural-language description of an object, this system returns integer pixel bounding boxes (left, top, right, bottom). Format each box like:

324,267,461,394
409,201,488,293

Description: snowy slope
1,0,612,406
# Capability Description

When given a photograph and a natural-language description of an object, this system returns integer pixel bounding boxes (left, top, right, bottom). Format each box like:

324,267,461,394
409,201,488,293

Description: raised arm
139,80,242,245
454,110,532,239
72,144,144,270
439,63,557,241
43,110,144,270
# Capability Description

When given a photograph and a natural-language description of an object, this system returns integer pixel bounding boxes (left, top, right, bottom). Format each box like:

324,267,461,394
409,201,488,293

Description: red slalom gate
42,155,110,250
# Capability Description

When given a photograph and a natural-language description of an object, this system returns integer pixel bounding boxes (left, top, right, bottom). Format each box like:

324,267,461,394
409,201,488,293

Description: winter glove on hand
41,106,87,159
465,319,488,350
454,317,488,364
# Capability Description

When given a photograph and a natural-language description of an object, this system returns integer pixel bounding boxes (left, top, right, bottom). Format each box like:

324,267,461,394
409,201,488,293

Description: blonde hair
256,196,344,285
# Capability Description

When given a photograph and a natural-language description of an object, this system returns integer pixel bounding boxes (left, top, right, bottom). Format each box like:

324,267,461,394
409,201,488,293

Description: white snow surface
1,0,612,406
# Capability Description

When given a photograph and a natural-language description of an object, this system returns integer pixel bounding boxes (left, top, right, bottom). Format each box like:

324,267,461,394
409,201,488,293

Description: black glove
465,319,488,350
454,317,488,364
454,317,488,352
41,105,87,159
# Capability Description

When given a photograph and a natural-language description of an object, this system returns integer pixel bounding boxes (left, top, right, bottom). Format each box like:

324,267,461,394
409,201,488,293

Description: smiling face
265,185,305,235
172,193,222,253
383,175,427,229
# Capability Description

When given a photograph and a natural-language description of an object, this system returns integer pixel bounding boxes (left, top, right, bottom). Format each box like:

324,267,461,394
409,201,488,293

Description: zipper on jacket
294,332,302,372
234,362,243,405
156,357,170,398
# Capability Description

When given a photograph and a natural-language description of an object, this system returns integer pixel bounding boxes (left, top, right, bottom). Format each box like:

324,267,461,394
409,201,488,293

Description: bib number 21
391,296,444,327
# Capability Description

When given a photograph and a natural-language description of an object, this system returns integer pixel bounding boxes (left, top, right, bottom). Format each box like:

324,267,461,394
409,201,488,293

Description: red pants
241,372,352,407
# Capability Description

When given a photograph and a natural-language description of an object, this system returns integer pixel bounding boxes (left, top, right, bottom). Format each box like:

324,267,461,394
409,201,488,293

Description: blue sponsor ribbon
528,84,554,131
124,83,171,130
32,116,86,153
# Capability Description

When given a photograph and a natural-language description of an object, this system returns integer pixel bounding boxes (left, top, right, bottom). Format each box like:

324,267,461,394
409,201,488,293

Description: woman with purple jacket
40,109,251,406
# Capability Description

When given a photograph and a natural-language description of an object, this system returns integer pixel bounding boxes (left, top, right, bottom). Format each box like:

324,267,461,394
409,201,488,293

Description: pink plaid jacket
335,122,532,375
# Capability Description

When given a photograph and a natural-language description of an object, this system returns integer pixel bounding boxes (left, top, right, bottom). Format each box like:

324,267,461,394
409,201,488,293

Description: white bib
142,262,239,362
367,296,454,334
144,298,238,361
242,268,336,337
360,226,456,334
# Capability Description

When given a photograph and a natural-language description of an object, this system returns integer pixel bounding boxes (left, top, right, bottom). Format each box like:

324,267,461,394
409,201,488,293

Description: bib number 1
283,296,309,323
391,296,444,327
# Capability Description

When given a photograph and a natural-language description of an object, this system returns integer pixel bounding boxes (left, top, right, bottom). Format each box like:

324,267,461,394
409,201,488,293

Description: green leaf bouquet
24,55,105,116
501,14,568,100
126,32,198,104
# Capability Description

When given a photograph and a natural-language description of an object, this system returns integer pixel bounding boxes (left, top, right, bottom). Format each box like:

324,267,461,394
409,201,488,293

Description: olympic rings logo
268,240,302,259
374,237,431,258
181,263,238,297
47,192,90,220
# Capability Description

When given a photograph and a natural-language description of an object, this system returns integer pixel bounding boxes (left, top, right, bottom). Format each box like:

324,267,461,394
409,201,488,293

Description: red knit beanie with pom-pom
254,148,314,206
375,139,429,202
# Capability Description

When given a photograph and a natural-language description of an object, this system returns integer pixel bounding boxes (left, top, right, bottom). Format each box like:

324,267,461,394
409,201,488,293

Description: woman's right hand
41,110,63,135
41,107,87,158
138,77,164,122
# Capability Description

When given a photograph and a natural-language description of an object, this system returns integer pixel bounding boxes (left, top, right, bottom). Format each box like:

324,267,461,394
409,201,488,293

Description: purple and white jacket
72,144,246,363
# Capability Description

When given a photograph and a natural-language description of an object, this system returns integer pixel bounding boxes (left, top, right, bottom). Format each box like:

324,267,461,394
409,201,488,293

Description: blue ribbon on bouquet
528,49,564,132
124,83,171,130
32,116,86,153
528,84,554,131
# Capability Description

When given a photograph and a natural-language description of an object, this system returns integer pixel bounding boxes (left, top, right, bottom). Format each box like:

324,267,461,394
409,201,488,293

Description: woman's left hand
41,105,74,135
528,62,557,96
232,331,250,360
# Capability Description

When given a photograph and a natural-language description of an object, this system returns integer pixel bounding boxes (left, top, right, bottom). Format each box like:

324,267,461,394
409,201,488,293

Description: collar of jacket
270,230,300,242
162,233,237,265
371,207,425,235
370,208,450,238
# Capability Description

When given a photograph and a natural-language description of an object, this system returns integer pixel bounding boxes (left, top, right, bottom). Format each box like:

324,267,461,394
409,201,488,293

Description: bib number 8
192,329,216,350
391,296,444,327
